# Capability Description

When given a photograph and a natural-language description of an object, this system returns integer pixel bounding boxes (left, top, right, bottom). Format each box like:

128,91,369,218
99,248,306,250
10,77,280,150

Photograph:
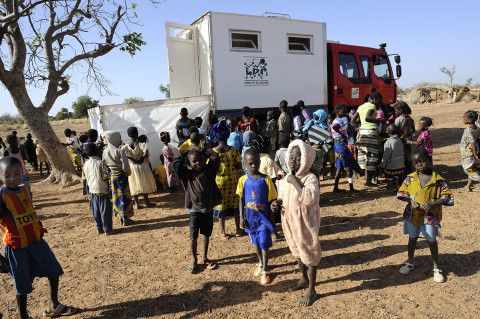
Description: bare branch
52,15,84,43
0,0,50,23
52,0,81,31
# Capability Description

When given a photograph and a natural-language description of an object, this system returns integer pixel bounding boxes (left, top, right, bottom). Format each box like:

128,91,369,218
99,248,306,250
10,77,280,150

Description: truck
165,11,401,115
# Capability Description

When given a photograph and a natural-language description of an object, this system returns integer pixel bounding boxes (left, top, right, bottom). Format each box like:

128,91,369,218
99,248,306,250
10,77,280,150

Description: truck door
165,22,199,99
335,51,365,107
371,54,395,105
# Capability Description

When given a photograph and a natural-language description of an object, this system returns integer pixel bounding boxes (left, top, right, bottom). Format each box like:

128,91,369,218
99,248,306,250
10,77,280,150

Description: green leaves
119,32,146,57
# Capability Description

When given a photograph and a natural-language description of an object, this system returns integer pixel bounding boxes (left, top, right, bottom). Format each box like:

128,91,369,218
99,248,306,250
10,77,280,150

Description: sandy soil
1,103,480,319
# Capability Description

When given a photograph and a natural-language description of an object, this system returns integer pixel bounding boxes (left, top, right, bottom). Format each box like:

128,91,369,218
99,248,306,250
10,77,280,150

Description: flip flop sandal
433,269,445,283
260,271,271,285
217,234,230,240
253,264,262,277
43,304,78,317
204,260,217,270
399,262,415,275
187,264,198,274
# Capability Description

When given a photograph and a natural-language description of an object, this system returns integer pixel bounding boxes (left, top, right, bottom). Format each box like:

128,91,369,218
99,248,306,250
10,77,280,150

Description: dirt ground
1,103,480,319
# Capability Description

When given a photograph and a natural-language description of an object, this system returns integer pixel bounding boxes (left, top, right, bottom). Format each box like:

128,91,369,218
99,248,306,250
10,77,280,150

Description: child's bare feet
288,278,309,291
299,289,317,306
464,185,472,192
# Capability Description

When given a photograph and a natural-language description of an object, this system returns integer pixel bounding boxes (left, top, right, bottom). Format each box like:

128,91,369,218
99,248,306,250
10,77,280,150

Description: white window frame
287,34,313,54
229,30,261,52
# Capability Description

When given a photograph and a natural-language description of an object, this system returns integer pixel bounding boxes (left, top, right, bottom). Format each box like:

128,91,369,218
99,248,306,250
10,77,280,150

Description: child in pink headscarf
271,140,321,307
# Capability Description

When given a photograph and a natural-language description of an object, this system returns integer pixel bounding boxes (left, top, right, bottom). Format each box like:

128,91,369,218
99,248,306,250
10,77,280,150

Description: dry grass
0,117,89,134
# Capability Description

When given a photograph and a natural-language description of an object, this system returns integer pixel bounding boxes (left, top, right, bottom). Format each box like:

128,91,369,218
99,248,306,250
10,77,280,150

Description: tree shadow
320,210,400,236
35,198,87,208
320,186,402,208
432,164,468,190
117,214,190,234
82,280,287,318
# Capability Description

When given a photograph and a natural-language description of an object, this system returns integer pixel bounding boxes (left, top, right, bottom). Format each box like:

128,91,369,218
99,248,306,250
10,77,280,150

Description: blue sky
1,0,479,116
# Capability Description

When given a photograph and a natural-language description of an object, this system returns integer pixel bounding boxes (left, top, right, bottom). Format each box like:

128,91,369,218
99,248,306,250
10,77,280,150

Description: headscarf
160,131,170,144
312,109,328,129
243,131,257,147
210,120,230,142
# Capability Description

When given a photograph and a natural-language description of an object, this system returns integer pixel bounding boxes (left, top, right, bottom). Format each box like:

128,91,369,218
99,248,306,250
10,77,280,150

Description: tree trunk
9,87,79,185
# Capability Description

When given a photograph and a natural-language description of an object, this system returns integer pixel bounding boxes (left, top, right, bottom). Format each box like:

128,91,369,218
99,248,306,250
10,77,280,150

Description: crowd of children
5,99,480,316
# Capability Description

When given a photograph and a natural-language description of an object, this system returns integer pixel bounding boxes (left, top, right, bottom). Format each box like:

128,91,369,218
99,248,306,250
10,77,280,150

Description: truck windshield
373,55,391,81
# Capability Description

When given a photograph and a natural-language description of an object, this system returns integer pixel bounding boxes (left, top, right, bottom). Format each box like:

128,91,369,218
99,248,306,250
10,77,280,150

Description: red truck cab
327,42,401,109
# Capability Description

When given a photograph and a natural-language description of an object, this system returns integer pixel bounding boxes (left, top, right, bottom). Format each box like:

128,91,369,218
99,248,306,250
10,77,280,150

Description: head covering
253,135,269,153
312,109,328,129
243,131,257,147
160,131,170,144
285,140,316,177
210,120,230,142
104,131,122,148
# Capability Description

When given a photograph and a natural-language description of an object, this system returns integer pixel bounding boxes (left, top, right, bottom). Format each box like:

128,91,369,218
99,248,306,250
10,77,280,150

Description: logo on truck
244,57,269,86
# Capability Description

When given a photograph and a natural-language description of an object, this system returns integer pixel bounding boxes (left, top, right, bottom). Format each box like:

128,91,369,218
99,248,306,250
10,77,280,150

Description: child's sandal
253,264,262,277
260,271,271,285
399,262,414,275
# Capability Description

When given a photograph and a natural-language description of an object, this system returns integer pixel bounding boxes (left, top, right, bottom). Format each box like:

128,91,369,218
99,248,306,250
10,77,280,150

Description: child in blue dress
237,148,277,285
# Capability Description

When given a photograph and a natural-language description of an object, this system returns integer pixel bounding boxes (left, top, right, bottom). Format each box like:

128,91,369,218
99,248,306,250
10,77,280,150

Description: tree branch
52,15,84,43
0,0,50,23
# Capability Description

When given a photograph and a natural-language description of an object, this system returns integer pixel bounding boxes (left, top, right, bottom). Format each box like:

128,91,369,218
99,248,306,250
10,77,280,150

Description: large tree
0,0,157,184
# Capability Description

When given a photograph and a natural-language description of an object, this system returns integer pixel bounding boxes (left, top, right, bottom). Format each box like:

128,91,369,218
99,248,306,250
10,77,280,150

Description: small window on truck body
288,35,312,53
230,31,260,51
373,54,391,81
360,55,370,78
338,53,360,79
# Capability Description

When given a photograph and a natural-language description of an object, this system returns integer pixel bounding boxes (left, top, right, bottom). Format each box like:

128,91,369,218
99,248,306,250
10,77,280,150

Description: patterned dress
214,147,241,218
162,145,180,187
122,143,157,196
417,129,434,163
460,127,480,181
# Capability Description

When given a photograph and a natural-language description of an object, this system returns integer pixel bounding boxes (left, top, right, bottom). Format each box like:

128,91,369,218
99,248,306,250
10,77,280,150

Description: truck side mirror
394,55,401,64
396,65,402,78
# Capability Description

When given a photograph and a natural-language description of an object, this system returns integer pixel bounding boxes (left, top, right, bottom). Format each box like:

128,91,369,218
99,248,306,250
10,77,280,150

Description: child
178,127,205,151
4,134,31,197
460,110,480,191
23,133,38,171
264,110,277,155
378,124,405,191
277,100,292,144
297,100,312,125
410,116,434,164
176,107,193,146
237,106,259,133
154,155,169,191
253,135,278,183
34,138,50,176
237,148,277,285
173,148,222,273
83,143,113,235
347,109,358,161
122,127,157,209
160,131,181,192
274,133,290,179
272,140,321,306
138,134,152,171
330,104,362,192
241,131,257,175
292,104,302,132
394,101,415,173
397,147,454,283
195,116,206,138
226,118,243,152
0,157,77,318
102,131,134,226
211,121,242,239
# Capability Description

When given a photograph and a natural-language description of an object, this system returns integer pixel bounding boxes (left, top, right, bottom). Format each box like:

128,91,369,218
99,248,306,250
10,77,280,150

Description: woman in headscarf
211,120,242,239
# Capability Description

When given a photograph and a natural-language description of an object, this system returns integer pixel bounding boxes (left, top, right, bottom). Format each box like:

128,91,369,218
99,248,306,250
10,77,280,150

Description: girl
272,140,321,306
410,116,434,164
122,127,157,209
330,104,362,192
460,110,480,191
394,101,415,173
103,131,134,225
160,131,180,192
211,120,242,239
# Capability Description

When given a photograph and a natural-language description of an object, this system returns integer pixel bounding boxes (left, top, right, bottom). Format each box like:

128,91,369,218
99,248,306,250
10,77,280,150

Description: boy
277,100,291,145
237,106,259,133
83,143,113,235
154,155,168,191
264,110,277,156
378,124,405,191
178,127,204,151
397,147,454,283
237,148,277,285
0,157,77,318
173,148,222,273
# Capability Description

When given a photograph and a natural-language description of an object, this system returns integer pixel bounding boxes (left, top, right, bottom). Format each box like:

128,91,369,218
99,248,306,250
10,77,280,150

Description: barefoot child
237,148,277,285
330,103,362,192
211,121,242,239
460,110,480,191
272,140,321,306
103,131,134,226
0,157,77,318
397,147,454,283
160,131,181,192
174,148,222,273
409,116,434,164
82,143,113,235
